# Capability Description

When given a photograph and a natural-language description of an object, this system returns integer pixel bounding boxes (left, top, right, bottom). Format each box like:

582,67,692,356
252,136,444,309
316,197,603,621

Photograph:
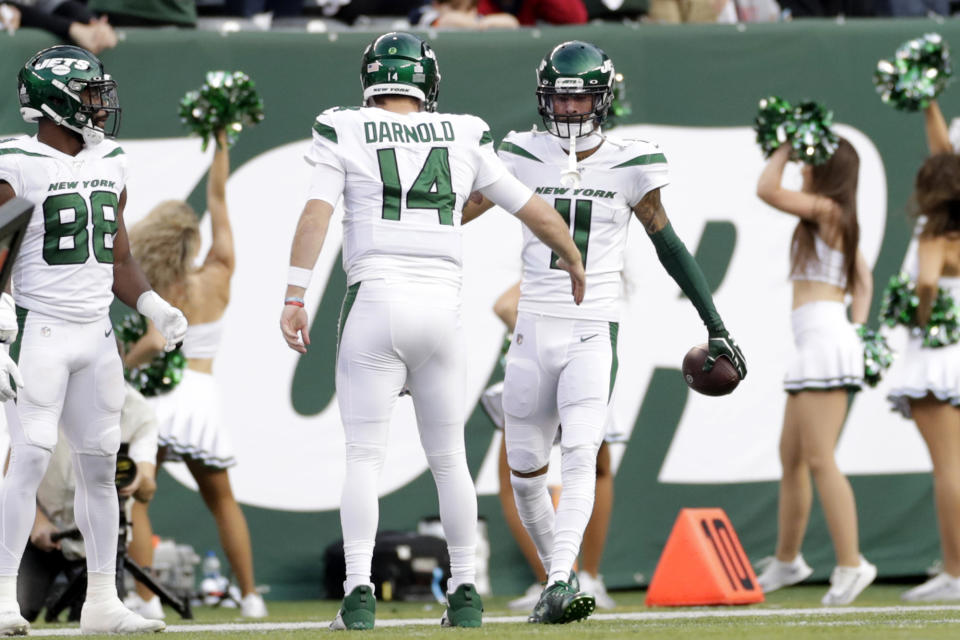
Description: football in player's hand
682,343,740,397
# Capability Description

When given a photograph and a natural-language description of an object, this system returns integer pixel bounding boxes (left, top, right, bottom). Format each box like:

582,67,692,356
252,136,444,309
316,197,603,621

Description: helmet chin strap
559,127,603,152
82,126,104,147
40,103,104,147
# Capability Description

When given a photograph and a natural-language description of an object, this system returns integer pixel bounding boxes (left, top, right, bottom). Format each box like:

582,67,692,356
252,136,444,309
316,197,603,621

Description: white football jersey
499,129,669,321
0,135,127,322
305,106,506,288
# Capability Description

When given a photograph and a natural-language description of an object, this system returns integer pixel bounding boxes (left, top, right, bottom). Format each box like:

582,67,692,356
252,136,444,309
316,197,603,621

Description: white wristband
136,290,164,319
288,266,312,290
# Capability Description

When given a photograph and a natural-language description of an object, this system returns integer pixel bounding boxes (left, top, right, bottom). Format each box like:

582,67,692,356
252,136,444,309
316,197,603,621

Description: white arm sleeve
478,171,533,216
305,161,345,208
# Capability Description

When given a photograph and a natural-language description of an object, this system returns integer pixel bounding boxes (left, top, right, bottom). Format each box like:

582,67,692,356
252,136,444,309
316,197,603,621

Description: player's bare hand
554,256,585,305
0,350,23,402
281,305,310,353
30,519,61,552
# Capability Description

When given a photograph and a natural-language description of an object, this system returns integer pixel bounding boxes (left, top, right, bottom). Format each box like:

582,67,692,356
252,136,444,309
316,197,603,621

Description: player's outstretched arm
112,189,188,351
636,188,746,379
281,198,334,353
515,194,585,305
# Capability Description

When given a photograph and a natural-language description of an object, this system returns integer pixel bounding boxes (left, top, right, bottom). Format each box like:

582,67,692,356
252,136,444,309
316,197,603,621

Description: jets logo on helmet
18,45,121,147
536,41,615,139
360,32,441,112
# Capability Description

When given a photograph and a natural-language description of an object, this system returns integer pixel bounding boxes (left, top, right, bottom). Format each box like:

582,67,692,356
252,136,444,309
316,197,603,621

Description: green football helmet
536,41,615,138
360,32,440,112
18,45,121,147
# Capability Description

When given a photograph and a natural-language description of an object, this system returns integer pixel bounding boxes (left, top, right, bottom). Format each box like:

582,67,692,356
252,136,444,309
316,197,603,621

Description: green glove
706,328,747,379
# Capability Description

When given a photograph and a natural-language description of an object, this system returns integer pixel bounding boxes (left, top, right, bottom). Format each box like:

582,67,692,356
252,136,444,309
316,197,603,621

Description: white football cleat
902,572,960,602
755,554,814,593
80,598,166,634
821,556,876,606
123,593,165,620
0,609,28,636
507,582,542,611
578,572,616,609
241,593,268,618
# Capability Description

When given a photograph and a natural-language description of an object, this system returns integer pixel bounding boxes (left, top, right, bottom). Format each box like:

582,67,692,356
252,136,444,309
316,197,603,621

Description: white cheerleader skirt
148,369,237,469
887,277,960,418
783,301,863,393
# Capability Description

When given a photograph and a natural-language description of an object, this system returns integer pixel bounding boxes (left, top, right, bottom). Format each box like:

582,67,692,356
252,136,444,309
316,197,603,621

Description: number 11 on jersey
549,197,591,269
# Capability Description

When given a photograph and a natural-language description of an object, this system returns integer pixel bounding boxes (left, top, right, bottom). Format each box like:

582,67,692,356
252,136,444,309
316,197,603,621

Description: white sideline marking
23,605,960,635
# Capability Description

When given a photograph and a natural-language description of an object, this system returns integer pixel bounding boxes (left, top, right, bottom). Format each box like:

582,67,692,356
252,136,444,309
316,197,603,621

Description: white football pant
503,311,614,586
335,279,476,595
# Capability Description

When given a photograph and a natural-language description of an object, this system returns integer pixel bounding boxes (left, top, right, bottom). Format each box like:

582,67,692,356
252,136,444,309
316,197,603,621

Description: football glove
0,293,17,344
0,349,23,402
137,291,188,352
705,328,747,379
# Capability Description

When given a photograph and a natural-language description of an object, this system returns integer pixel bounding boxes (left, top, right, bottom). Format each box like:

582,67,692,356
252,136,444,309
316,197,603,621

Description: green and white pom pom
879,271,960,348
754,97,837,165
856,325,894,387
754,95,795,158
179,70,265,150
874,33,952,112
116,313,186,397
789,101,839,166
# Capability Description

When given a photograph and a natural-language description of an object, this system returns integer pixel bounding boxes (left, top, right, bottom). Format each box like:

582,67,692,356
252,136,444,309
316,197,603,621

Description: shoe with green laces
330,585,376,631
527,580,596,624
440,583,483,627
527,580,595,624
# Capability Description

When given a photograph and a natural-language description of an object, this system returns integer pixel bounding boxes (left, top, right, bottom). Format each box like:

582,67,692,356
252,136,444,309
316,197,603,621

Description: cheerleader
123,130,266,618
888,153,960,601
755,139,876,605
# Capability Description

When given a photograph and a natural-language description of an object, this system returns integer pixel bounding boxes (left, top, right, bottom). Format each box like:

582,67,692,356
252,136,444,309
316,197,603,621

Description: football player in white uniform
0,45,186,635
279,32,585,630
464,41,747,624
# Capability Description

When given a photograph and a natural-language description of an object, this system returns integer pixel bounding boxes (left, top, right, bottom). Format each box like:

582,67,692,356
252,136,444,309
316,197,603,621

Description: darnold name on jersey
534,186,617,199
363,121,455,145
48,179,117,192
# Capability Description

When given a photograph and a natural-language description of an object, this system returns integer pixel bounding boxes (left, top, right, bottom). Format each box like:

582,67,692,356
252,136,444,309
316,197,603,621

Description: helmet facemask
537,82,611,139
535,41,615,140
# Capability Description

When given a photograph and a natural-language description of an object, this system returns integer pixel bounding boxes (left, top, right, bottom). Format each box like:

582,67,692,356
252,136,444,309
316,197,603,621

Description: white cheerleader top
181,317,224,359
791,234,847,289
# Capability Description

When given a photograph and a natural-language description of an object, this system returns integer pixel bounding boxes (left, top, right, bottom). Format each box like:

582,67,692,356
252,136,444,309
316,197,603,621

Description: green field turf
23,585,960,639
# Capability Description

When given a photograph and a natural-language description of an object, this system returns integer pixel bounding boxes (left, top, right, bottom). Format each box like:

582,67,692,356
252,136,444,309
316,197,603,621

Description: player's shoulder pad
0,135,46,158
498,129,545,164
604,136,668,170
99,139,125,160
446,113,493,146
313,106,358,144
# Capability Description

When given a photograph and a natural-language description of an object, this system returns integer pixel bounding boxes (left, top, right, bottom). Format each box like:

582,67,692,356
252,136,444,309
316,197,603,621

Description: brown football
682,343,740,396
